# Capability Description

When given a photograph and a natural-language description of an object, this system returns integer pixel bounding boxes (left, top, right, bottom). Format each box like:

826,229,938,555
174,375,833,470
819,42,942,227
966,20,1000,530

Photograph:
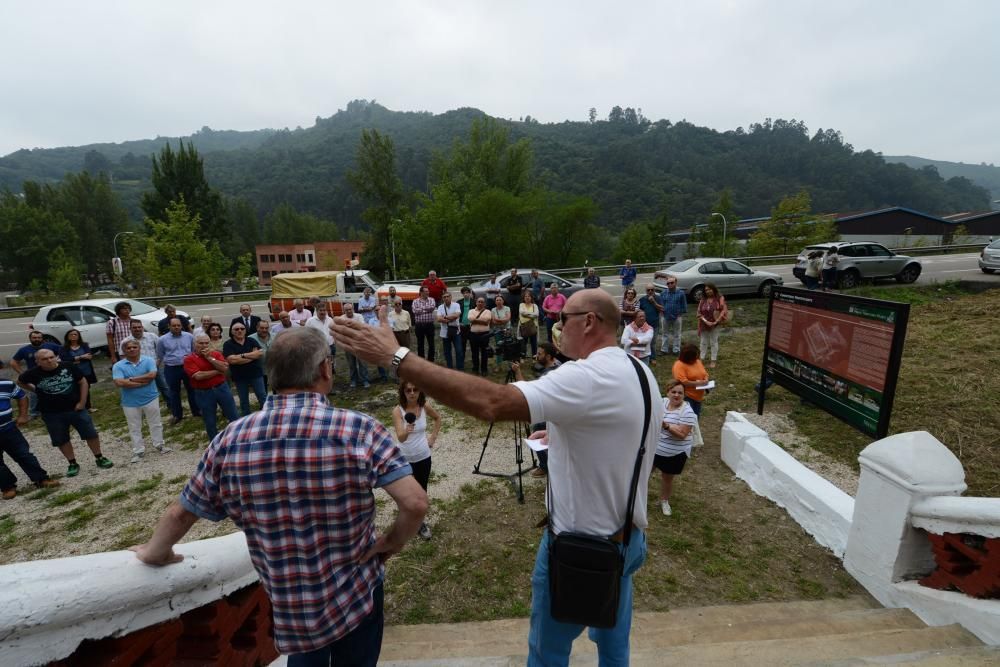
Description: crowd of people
1,261,725,665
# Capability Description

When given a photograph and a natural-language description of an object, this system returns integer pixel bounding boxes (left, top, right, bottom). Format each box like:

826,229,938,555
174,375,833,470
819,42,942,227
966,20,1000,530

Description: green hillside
0,101,990,229
883,155,1000,206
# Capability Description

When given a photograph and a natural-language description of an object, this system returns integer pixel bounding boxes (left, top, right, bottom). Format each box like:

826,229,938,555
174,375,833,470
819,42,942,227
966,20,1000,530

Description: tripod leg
514,419,525,504
474,421,495,474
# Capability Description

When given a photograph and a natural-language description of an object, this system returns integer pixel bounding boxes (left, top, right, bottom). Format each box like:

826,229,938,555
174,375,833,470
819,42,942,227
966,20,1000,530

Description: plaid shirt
179,392,412,654
105,316,133,355
411,296,437,324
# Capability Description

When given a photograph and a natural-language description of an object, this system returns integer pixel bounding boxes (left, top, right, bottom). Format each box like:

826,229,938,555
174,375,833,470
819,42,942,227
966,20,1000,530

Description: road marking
940,269,982,274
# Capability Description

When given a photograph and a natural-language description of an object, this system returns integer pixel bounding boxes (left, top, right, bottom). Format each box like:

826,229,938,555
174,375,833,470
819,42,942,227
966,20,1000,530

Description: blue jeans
528,528,646,667
346,352,369,386
163,364,200,419
286,582,384,667
441,333,461,369
0,427,49,491
234,376,266,416
193,384,239,441
155,367,171,403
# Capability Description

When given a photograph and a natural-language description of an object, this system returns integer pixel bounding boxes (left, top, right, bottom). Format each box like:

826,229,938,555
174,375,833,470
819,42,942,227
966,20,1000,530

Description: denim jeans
155,367,171,402
441,333,461,369
346,352,370,386
528,528,646,667
234,376,266,416
286,582,384,667
661,317,683,353
0,427,49,490
163,364,200,419
193,383,239,441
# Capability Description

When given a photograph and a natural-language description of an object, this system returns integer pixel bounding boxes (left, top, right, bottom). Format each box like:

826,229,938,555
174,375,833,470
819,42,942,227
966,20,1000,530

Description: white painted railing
722,414,1000,645
0,532,258,667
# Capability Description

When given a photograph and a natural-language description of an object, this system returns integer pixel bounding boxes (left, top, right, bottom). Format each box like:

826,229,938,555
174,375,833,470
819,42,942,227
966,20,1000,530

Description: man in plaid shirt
411,285,438,363
105,301,134,364
133,327,428,665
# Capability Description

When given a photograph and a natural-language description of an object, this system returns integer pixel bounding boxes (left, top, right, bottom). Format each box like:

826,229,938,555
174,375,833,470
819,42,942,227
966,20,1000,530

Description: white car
979,239,1000,274
29,299,188,352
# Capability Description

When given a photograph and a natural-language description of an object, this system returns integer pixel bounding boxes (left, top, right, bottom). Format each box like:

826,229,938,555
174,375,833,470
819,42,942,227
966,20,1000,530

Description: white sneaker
130,452,145,464
156,444,173,454
418,523,432,540
661,500,672,516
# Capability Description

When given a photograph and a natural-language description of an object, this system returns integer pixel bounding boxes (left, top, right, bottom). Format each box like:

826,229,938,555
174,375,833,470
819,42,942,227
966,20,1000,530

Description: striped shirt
179,392,412,654
0,380,26,432
105,316,134,355
656,399,697,457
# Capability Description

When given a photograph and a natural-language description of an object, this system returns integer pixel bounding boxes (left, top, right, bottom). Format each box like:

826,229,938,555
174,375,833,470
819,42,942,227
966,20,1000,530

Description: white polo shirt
513,346,662,536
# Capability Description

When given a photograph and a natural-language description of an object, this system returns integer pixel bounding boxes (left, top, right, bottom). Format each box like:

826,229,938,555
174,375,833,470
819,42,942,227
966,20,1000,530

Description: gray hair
267,327,328,392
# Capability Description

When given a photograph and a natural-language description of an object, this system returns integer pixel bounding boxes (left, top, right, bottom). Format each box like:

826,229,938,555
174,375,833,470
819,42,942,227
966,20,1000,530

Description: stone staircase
375,597,998,666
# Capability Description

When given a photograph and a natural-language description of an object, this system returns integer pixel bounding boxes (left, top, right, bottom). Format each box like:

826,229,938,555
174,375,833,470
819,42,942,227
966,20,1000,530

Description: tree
613,222,659,263
83,150,113,176
227,198,261,259
608,106,624,123
262,203,339,244
588,107,597,124
141,141,230,250
129,200,228,294
746,189,838,256
46,246,83,296
347,129,407,276
235,252,259,289
698,189,741,257
0,195,81,289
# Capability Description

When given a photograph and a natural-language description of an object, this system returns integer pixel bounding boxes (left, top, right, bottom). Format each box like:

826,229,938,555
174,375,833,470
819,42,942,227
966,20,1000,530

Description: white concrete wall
720,412,855,557
0,531,257,667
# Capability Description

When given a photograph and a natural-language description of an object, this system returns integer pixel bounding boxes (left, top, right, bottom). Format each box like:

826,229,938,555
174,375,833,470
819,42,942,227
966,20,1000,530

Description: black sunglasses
560,311,605,326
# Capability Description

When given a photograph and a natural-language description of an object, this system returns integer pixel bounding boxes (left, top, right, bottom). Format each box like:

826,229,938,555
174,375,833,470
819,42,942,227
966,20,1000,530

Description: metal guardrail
0,289,272,318
397,244,987,285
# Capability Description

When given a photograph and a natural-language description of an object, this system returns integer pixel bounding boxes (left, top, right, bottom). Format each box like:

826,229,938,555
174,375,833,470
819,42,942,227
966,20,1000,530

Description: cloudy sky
2,1,996,164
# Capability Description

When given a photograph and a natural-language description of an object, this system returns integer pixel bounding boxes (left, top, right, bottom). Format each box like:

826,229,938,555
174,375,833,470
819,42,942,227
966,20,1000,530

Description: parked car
979,239,1000,274
653,259,783,302
467,270,584,307
268,270,422,318
793,242,922,289
29,299,188,352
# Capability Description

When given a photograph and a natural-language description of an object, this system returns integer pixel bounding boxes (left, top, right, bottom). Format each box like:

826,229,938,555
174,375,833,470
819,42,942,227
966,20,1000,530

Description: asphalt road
0,253,993,358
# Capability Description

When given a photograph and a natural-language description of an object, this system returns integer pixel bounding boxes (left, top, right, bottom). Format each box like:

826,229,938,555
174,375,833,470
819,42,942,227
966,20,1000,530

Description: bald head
565,290,619,334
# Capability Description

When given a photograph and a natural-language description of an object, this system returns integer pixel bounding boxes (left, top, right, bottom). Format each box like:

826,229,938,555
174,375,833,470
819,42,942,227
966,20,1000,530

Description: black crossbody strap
622,355,652,548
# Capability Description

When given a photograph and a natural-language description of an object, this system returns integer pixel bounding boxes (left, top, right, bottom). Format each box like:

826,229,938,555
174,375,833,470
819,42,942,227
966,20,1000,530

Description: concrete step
380,596,879,658
382,626,985,666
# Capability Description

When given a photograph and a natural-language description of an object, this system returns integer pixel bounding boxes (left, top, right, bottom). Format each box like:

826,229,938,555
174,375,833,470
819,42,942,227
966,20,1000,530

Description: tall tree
127,200,228,294
347,129,407,277
747,189,838,255
262,203,339,244
141,141,229,250
0,194,81,288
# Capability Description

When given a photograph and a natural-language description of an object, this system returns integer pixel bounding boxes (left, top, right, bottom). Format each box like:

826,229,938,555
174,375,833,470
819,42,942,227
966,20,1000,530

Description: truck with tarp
268,270,421,318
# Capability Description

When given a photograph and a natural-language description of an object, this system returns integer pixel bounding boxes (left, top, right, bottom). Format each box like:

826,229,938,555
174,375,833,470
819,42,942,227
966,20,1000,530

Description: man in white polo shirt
332,288,661,666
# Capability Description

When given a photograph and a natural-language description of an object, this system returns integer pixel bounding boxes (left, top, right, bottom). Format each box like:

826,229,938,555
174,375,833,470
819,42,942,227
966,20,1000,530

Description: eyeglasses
560,311,604,325
232,326,245,331
666,281,677,286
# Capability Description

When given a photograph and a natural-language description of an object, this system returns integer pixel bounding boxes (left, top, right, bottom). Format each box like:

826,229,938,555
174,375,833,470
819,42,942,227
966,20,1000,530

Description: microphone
404,412,416,424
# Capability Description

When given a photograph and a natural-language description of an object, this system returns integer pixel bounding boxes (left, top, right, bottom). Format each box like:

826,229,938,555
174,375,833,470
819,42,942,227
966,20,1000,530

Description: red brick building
256,241,365,285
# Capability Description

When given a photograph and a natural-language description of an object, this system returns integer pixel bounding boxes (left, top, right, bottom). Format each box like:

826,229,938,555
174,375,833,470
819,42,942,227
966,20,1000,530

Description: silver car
793,242,922,289
979,239,1000,274
29,299,188,352
468,270,584,307
653,258,783,302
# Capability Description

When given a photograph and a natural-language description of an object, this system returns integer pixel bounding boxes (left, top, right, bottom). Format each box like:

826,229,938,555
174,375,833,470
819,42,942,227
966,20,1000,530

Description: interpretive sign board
757,287,910,439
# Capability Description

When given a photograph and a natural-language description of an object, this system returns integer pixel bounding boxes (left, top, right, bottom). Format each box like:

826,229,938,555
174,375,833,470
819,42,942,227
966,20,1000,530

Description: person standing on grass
121,320,170,402
305,302,337,374
183,335,239,442
672,343,709,417
412,286,437,363
637,285,663,362
542,284,567,342
1,377,59,500
113,340,172,464
659,275,687,356
288,299,312,326
270,311,294,337
17,348,113,477
437,292,463,371
250,320,274,393
342,303,371,389
420,270,447,304
59,329,97,412
159,304,193,336
224,322,266,416
506,268,524,320
332,288,661,666
696,283,728,369
392,381,441,540
655,380,696,516
157,318,200,426
106,301,134,364
10,331,62,418
133,327,427,667
511,342,561,479
621,310,654,365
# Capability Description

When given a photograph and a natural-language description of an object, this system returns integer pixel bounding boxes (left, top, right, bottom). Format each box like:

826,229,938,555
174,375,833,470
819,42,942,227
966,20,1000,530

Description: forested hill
883,155,1000,205
0,101,989,229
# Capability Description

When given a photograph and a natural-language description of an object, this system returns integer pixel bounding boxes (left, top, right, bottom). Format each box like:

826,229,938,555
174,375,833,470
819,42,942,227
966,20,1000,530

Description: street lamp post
112,231,135,275
712,212,728,257
390,218,401,281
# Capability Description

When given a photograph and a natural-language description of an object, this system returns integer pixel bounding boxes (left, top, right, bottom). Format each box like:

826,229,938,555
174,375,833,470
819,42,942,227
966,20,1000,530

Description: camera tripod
472,365,538,503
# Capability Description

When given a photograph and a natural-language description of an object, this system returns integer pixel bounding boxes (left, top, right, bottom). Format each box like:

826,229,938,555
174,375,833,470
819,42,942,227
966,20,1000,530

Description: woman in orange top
672,343,709,416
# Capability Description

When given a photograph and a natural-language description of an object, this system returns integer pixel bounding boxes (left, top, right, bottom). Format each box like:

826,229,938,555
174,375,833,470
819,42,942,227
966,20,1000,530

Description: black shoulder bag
547,355,652,628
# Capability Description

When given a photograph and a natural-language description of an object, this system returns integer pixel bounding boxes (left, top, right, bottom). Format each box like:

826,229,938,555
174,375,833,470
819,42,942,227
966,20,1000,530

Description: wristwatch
391,346,410,369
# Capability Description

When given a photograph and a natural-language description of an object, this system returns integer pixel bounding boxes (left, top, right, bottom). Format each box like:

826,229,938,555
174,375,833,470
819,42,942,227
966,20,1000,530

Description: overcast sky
2,1,997,164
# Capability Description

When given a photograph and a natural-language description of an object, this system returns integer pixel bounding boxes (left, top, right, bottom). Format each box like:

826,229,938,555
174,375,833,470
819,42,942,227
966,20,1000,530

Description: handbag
547,355,651,628
519,320,538,338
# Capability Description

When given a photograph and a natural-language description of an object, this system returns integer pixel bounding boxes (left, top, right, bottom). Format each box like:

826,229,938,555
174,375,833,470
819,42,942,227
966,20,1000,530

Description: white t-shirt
513,346,662,536
305,315,333,345
436,303,461,338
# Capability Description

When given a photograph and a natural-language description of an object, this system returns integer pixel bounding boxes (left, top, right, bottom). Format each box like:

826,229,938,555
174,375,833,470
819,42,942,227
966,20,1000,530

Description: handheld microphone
404,412,416,424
